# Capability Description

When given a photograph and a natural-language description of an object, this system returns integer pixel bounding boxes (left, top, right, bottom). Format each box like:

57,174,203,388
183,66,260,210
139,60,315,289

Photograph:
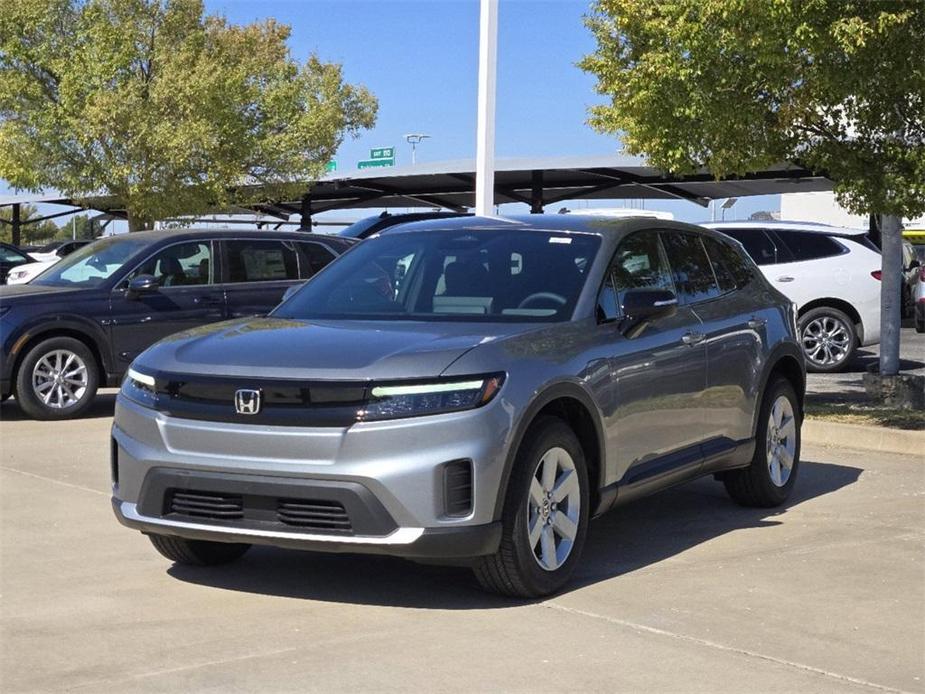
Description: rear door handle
747,317,767,329
194,295,223,306
776,276,795,283
682,331,705,346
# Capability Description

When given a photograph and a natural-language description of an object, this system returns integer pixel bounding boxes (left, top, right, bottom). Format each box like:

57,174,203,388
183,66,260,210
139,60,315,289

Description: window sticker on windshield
549,237,572,244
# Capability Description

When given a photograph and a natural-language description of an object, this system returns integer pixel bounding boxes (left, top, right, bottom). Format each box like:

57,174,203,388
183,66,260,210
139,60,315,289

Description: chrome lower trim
118,502,425,545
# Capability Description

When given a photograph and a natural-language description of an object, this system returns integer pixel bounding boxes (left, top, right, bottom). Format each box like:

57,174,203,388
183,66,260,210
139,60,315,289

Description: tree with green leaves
0,204,60,245
0,0,378,231
581,0,924,380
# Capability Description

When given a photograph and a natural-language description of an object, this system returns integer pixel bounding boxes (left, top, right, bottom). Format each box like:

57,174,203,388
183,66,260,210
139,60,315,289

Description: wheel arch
798,298,863,341
11,325,109,396
753,344,806,438
492,382,606,521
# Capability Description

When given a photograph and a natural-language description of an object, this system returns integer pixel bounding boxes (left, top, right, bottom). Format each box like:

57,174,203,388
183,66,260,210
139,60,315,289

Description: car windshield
274,228,600,322
32,236,151,288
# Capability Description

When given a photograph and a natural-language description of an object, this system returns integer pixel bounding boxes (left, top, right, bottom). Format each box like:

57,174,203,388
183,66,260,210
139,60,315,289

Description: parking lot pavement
807,326,925,400
1,402,922,693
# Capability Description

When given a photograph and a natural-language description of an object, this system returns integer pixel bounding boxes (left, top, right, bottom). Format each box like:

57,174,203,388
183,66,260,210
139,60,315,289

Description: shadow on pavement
838,348,923,375
166,459,862,608
0,392,117,422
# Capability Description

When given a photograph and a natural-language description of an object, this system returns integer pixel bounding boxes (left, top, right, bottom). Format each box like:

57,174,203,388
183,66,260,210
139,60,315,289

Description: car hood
137,316,540,381
0,283,100,304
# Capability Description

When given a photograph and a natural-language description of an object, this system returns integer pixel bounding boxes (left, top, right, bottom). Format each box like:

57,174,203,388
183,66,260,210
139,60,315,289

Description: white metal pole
474,0,498,216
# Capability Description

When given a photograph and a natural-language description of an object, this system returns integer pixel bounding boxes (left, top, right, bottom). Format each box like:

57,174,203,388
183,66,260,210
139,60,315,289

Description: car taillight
871,270,882,280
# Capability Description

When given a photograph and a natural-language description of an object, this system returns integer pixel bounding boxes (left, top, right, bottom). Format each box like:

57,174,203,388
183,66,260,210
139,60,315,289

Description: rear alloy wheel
474,416,589,598
15,337,99,420
724,378,801,507
799,307,857,373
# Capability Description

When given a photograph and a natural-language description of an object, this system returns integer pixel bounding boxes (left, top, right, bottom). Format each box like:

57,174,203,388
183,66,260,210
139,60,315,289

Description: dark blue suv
0,229,352,419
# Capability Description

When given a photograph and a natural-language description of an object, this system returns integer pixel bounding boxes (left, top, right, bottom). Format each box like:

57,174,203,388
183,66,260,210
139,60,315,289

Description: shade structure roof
290,155,833,216
1,154,834,222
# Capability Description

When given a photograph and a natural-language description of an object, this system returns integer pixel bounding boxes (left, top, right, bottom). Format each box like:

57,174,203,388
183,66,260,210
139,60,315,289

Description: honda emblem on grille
234,389,262,415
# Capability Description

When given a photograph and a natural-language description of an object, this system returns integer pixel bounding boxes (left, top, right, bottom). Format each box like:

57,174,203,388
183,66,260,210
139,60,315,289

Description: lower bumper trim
113,499,502,560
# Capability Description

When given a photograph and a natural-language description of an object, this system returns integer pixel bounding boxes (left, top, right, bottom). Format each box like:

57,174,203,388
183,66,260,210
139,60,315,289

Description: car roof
380,213,709,237
703,220,868,236
96,228,355,249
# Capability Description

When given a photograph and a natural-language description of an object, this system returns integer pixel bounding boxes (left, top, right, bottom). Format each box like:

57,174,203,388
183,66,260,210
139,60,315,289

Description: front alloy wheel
528,447,581,572
32,349,89,409
15,337,99,420
475,416,589,598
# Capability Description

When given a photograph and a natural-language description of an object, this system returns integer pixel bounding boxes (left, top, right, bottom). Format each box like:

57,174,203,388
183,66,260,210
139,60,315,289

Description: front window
32,236,150,288
127,241,213,287
274,229,600,322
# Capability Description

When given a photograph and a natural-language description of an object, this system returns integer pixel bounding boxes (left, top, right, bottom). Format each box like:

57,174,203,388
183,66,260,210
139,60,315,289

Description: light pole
404,133,431,165
474,0,498,216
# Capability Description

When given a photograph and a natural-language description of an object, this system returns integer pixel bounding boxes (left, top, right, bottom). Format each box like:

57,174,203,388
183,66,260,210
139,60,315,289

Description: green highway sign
358,158,395,169
325,160,337,172
370,147,395,160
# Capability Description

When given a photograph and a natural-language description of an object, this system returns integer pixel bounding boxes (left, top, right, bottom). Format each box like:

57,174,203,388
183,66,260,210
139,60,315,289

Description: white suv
706,221,881,373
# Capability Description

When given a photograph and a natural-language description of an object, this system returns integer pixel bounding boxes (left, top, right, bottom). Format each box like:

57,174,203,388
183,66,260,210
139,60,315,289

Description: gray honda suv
112,215,804,597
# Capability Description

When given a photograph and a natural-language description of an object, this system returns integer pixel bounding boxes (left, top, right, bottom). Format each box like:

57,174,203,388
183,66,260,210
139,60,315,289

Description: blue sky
3,0,778,226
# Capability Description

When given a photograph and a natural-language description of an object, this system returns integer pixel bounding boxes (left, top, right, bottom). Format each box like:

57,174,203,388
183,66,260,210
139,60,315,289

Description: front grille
278,499,352,532
444,460,473,517
169,490,244,520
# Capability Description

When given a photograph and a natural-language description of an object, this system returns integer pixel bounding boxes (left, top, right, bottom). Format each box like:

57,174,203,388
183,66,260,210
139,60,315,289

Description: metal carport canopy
292,154,834,216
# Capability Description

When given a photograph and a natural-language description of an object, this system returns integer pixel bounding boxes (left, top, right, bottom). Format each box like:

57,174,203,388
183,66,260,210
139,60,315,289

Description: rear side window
660,232,721,303
701,236,752,292
772,230,845,262
297,242,336,279
224,240,299,283
719,228,783,266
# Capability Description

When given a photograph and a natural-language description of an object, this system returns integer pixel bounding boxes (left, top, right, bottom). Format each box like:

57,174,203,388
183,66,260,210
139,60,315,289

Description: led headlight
361,374,505,421
121,366,157,407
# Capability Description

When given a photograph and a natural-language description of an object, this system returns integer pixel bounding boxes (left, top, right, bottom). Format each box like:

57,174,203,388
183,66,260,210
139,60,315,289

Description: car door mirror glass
619,289,678,337
128,274,159,295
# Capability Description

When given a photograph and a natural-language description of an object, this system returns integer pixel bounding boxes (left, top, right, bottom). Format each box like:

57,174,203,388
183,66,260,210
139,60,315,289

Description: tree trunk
878,214,903,377
126,210,153,232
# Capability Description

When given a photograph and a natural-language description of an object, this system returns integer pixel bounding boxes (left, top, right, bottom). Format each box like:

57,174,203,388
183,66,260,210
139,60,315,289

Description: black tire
916,312,925,334
0,393,9,403
724,378,801,507
474,416,590,598
148,534,251,566
798,306,857,373
15,336,100,420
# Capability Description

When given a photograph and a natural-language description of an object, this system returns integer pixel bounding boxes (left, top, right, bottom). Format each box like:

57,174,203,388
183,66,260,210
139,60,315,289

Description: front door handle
682,331,705,346
776,276,795,283
747,317,767,329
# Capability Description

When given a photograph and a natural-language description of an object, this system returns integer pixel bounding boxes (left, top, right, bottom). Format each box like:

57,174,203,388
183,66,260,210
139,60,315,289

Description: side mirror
620,289,678,337
127,274,159,297
281,282,304,303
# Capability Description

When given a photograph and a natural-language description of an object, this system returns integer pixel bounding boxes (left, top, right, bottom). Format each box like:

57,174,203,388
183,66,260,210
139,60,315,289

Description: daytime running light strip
370,380,484,398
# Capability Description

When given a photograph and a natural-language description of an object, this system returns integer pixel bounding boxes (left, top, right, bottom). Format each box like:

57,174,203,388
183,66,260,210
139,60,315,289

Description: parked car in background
705,221,881,373
901,240,921,319
913,255,925,334
6,257,61,285
27,239,93,263
0,229,352,419
0,243,36,285
338,211,470,240
113,215,804,597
